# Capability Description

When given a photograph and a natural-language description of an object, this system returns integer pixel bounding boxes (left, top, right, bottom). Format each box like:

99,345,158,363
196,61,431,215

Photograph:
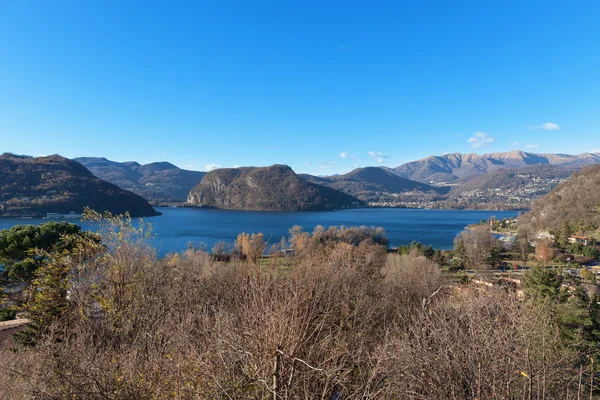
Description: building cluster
455,176,568,207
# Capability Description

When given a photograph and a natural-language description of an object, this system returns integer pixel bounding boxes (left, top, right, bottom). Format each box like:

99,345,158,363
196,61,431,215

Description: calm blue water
0,207,519,256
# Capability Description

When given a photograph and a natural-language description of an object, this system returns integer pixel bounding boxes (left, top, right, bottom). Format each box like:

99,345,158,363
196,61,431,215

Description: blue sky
1,0,599,175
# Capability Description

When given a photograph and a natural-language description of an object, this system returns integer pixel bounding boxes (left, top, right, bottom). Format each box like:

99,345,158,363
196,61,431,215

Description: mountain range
301,167,448,202
74,157,205,203
71,151,600,210
394,150,600,184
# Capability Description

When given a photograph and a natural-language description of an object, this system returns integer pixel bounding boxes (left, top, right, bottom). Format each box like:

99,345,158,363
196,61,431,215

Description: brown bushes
0,220,583,399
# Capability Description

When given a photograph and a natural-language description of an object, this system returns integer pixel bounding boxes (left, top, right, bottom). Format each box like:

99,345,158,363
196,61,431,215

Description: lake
0,207,519,256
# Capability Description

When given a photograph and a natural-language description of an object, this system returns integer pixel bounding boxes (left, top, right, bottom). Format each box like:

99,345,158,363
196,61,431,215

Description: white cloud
232,164,239,168
528,122,560,131
525,144,539,149
467,131,495,149
511,141,519,147
304,161,310,165
339,152,347,158
591,149,600,154
204,164,221,171
541,122,560,130
367,151,390,163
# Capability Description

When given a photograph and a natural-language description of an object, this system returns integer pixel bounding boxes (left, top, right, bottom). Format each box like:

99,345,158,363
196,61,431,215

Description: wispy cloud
319,161,337,170
525,144,539,149
367,151,390,163
339,152,347,158
591,149,600,154
467,131,495,149
204,164,221,171
528,122,560,131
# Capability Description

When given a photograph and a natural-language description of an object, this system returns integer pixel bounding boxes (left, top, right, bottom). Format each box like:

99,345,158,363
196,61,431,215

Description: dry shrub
381,254,442,324
0,222,583,399
381,289,577,399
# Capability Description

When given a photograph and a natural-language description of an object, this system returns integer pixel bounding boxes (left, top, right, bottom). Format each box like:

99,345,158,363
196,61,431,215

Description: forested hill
0,154,159,217
74,157,205,203
519,164,600,233
301,167,447,202
394,150,600,184
188,164,361,211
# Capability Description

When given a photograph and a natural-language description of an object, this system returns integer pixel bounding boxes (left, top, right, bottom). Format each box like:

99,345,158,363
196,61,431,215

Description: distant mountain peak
395,150,600,184
74,157,206,203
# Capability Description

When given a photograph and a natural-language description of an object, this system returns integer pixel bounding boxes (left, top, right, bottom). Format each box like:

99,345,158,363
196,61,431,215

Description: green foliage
0,222,92,285
14,251,72,347
523,267,561,300
397,241,438,260
580,268,596,284
0,307,17,321
568,243,599,258
524,266,600,367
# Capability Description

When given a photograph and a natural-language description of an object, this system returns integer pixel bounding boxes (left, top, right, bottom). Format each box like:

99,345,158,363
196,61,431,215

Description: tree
453,229,500,271
236,232,266,263
535,241,554,266
0,222,88,287
523,266,561,301
516,227,532,265
580,268,596,284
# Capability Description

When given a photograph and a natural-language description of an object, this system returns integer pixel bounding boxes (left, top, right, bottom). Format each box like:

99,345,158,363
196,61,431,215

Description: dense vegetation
0,222,93,288
188,164,361,211
1,214,599,399
0,154,159,217
75,157,206,203
519,163,600,234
